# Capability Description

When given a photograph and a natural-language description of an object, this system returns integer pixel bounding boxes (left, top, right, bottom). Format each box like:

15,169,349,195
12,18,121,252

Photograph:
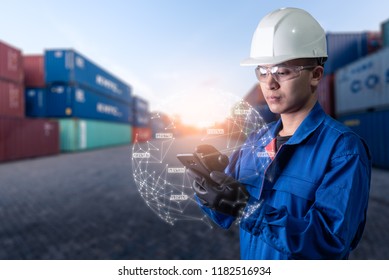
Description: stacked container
0,118,59,162
23,49,133,152
335,46,389,169
0,40,24,118
132,96,151,142
381,19,389,48
317,75,335,117
23,55,46,117
318,32,381,117
45,49,132,104
59,119,132,152
1,40,59,162
335,47,389,116
338,111,389,169
150,111,172,139
46,84,132,123
325,32,381,75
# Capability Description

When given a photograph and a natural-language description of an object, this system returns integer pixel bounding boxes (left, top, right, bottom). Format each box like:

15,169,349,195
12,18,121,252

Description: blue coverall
200,102,371,259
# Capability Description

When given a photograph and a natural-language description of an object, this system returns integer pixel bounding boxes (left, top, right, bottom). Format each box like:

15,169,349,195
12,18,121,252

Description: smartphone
176,153,212,180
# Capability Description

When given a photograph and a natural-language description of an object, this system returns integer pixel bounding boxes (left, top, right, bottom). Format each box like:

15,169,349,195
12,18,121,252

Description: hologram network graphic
131,99,271,227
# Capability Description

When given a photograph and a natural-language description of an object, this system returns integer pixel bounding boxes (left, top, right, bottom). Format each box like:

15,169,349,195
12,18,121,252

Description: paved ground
0,136,388,259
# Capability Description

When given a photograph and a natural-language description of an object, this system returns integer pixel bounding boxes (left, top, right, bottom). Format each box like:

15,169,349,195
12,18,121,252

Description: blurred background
1,0,389,259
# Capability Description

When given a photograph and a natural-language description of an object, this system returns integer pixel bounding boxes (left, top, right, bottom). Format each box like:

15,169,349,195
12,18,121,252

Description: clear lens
255,65,316,83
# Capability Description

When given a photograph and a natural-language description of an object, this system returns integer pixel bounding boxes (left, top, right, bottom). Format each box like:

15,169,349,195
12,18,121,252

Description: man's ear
310,66,324,87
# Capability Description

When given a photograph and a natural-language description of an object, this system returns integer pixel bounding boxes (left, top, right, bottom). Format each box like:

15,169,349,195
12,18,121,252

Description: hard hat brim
240,55,296,66
240,53,328,66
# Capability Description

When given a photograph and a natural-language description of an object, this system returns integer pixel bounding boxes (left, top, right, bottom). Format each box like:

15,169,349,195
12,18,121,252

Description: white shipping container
335,47,389,115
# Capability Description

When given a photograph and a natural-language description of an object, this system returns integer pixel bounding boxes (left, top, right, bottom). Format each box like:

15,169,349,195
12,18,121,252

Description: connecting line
159,138,175,163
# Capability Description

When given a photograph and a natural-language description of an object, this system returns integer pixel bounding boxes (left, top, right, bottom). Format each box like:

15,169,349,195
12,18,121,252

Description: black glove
188,169,249,217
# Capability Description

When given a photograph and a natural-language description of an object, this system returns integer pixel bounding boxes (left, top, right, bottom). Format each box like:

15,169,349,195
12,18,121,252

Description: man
189,7,371,259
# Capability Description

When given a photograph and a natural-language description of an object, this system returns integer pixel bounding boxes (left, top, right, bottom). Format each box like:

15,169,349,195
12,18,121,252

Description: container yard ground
0,135,388,260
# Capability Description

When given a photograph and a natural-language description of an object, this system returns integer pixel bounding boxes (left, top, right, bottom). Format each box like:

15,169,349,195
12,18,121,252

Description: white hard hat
241,7,328,66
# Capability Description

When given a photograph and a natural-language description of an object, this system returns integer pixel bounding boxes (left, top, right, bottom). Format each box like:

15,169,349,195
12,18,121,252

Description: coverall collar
271,102,326,145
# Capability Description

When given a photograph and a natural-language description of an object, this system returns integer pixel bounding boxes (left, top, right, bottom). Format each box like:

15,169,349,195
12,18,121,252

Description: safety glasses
255,65,317,83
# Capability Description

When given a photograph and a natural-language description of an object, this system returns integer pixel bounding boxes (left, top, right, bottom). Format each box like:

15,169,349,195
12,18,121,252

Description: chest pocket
236,147,271,198
272,174,318,201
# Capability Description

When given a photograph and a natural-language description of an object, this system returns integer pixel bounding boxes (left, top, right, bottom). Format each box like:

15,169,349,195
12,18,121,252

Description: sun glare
156,88,242,128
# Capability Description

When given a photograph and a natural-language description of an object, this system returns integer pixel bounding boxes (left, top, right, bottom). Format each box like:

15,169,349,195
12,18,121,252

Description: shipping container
335,47,389,116
150,111,173,138
132,126,152,143
0,79,24,118
23,55,45,87
45,49,132,104
0,40,23,83
58,118,132,152
324,32,381,75
0,117,59,162
132,96,150,127
317,74,335,117
25,88,46,117
366,32,382,53
133,111,150,127
46,84,133,123
133,96,149,113
338,110,389,169
381,18,389,48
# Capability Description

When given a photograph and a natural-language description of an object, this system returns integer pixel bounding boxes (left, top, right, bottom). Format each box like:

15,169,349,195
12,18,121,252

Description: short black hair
317,57,327,67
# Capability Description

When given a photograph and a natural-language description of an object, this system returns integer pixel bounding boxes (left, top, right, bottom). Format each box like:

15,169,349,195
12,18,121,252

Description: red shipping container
0,117,59,162
317,74,335,118
367,31,382,54
132,126,152,143
0,79,25,118
23,55,45,87
0,40,23,83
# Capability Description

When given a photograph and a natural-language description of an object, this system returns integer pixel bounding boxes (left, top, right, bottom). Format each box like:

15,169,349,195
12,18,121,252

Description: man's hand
188,169,249,217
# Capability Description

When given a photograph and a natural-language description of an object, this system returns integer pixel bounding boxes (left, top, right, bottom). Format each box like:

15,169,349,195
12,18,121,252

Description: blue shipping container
382,19,389,48
133,111,150,127
338,110,389,169
45,49,132,104
150,112,172,138
25,88,47,117
324,32,380,75
132,96,150,127
46,84,132,123
133,96,149,113
335,47,389,115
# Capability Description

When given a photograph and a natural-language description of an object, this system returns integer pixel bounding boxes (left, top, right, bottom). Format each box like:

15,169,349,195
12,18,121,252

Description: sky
1,0,389,127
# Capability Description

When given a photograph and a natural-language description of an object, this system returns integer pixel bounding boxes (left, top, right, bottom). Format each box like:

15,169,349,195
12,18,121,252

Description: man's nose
263,73,280,90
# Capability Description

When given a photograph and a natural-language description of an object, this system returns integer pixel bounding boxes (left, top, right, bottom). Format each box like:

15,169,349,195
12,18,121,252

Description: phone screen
176,153,211,179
